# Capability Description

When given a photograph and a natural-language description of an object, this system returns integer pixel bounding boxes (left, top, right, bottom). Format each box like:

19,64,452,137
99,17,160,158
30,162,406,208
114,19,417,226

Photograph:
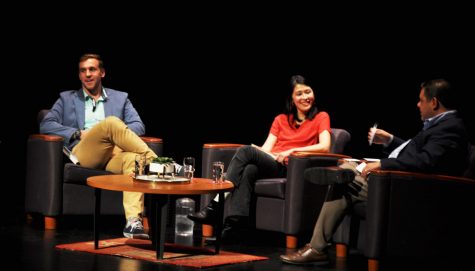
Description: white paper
369,123,378,146
356,162,367,173
63,146,79,164
363,158,381,162
343,158,362,162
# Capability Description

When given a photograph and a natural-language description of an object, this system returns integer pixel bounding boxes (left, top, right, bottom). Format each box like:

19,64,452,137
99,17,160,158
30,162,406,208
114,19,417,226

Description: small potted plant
150,157,175,178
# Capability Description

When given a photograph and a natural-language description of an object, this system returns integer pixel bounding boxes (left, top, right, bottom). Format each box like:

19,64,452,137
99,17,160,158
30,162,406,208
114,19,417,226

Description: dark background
2,11,475,221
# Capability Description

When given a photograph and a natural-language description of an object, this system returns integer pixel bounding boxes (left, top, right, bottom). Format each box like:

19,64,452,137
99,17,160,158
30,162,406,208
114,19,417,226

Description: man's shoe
187,200,218,224
305,166,355,185
280,244,328,265
123,217,149,239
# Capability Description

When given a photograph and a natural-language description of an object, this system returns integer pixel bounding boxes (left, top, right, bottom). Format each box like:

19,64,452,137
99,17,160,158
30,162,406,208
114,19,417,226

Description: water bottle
175,198,195,236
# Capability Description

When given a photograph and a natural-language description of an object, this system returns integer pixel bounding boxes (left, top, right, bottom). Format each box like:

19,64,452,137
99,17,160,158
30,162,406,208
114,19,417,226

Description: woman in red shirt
188,75,332,240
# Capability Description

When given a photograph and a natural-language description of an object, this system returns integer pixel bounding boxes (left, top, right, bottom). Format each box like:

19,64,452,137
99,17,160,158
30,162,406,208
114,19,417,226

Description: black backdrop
2,17,475,220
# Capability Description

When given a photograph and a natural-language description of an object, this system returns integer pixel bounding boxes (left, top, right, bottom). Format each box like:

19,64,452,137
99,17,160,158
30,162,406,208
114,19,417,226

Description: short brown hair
79,53,104,70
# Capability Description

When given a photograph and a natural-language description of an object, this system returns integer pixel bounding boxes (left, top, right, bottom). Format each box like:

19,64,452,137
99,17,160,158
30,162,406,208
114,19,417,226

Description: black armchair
200,128,351,248
25,110,163,229
333,146,475,271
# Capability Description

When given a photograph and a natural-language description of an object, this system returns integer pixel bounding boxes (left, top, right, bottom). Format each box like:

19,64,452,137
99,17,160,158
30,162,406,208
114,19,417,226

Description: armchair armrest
201,143,244,178
140,136,162,143
199,143,243,210
140,136,163,156
370,169,475,184
203,143,244,149
292,151,351,159
25,134,64,216
284,152,351,234
29,134,64,142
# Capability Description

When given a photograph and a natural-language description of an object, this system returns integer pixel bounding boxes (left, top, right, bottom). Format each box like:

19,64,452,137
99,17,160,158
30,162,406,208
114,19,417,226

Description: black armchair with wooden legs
333,146,475,271
199,128,351,248
25,110,163,229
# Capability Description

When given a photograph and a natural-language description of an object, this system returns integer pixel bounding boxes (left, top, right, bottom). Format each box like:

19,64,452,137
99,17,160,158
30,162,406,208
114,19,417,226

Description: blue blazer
40,88,145,148
381,112,470,177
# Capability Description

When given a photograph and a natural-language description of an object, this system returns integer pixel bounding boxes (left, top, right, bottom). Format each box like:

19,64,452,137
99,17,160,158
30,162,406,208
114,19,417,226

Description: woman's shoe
187,200,218,224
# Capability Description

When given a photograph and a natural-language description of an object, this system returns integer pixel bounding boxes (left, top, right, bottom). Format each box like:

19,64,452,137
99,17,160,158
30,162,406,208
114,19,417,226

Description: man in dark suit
280,78,471,264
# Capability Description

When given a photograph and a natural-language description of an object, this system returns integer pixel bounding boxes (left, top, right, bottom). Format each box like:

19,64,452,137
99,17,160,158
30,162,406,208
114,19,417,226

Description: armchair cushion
63,163,113,185
254,178,286,199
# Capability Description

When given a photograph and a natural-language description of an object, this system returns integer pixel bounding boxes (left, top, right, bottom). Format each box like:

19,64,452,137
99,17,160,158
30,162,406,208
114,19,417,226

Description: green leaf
152,156,175,164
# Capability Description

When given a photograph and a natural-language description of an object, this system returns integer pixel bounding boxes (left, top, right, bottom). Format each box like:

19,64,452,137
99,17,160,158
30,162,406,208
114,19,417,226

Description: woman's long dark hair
284,75,319,128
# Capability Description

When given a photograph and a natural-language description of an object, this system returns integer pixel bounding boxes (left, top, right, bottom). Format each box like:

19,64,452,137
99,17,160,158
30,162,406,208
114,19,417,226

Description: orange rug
56,238,268,268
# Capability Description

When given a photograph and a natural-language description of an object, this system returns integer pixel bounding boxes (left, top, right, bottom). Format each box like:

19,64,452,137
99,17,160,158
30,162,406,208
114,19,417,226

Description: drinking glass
212,161,225,183
183,157,195,180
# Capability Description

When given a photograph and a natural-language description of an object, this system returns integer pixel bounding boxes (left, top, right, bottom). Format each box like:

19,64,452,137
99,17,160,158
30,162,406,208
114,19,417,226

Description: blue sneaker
123,217,149,239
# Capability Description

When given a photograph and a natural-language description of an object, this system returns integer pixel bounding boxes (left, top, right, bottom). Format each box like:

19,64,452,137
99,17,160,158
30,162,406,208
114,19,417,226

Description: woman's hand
275,149,294,164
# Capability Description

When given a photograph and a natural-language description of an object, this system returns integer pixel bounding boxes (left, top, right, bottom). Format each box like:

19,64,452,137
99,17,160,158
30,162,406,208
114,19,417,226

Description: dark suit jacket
381,112,470,177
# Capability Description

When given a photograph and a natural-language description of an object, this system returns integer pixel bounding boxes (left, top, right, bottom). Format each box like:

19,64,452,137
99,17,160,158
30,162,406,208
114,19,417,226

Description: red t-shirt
270,111,331,153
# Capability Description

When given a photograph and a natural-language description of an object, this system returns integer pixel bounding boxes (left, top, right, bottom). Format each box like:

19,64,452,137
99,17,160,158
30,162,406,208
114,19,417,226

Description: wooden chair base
44,216,57,230
142,217,149,231
286,235,297,248
202,224,214,237
335,243,378,271
368,259,379,271
336,243,348,258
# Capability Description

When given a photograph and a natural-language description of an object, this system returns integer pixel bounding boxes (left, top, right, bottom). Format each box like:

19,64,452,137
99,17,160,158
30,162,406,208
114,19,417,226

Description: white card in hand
63,146,79,164
356,162,367,173
363,158,381,162
344,158,362,163
369,123,378,146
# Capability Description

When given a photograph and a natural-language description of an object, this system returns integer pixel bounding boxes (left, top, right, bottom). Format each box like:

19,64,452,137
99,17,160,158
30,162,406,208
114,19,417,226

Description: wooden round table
87,175,234,259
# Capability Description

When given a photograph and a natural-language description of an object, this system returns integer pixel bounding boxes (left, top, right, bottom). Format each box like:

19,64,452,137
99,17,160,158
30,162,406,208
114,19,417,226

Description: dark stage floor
1,214,472,271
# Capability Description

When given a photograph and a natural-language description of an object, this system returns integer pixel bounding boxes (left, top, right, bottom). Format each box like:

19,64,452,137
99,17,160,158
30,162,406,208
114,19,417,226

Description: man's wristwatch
71,130,81,141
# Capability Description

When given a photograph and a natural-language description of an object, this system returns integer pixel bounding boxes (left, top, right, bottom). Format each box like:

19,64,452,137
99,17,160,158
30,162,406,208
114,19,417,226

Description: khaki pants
72,116,157,220
309,161,367,251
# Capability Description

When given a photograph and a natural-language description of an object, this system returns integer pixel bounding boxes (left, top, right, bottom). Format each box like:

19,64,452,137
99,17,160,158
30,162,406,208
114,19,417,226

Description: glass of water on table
183,157,195,179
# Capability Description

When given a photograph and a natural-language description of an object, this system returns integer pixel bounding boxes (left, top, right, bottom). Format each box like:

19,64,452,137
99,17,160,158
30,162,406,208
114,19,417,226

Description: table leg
93,188,102,249
152,195,168,259
149,196,157,248
214,191,224,254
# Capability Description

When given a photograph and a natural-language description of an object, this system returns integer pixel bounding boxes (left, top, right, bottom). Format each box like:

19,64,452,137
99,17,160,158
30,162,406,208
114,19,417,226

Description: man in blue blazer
40,54,157,239
281,78,471,264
